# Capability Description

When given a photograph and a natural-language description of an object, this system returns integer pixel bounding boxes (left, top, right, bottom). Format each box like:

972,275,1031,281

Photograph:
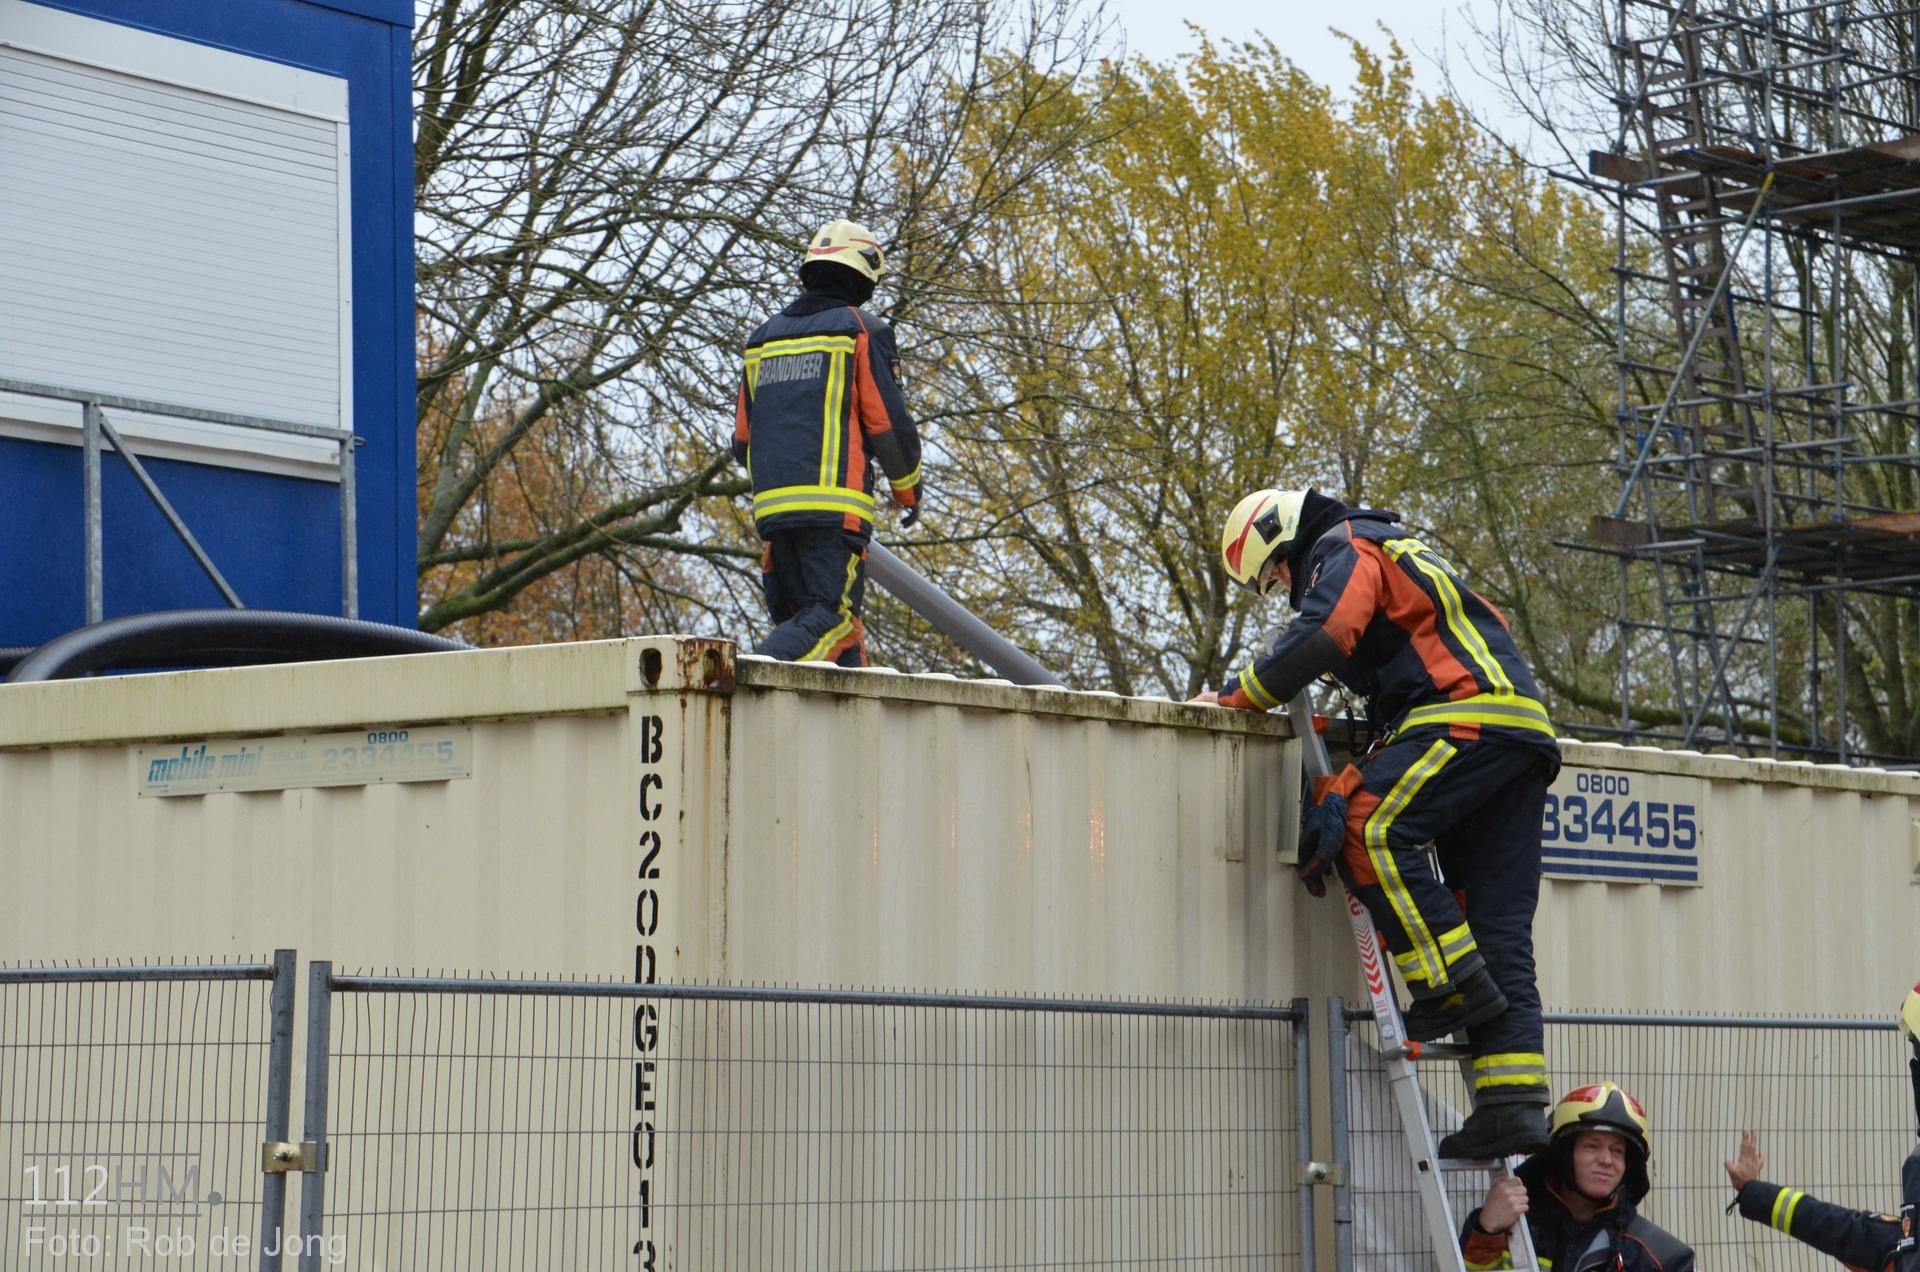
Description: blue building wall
1,0,415,646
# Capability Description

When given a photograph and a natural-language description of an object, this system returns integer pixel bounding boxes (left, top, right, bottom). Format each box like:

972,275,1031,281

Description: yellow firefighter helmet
1550,1081,1652,1159
805,219,885,282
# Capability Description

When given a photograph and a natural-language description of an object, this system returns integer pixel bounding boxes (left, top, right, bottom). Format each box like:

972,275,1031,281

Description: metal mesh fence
1338,1006,1911,1271
0,957,291,1268
310,977,1308,1270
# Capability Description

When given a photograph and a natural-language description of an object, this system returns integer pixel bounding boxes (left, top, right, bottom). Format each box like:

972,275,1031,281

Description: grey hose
866,541,1063,687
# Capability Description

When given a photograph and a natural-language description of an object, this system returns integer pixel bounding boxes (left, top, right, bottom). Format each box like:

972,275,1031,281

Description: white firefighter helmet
1220,489,1310,598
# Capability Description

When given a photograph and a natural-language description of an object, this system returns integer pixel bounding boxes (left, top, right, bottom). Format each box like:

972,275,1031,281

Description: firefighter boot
1400,965,1508,1044
1437,1101,1551,1161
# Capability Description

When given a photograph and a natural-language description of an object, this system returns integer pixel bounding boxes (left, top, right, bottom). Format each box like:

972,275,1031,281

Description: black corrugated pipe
5,609,464,683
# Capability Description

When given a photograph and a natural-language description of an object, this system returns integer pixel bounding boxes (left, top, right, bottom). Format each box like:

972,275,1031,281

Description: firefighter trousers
756,527,868,667
1336,734,1553,1106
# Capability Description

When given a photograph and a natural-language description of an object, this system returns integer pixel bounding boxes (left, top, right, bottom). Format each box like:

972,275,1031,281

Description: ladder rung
1407,1041,1474,1061
1440,1156,1517,1172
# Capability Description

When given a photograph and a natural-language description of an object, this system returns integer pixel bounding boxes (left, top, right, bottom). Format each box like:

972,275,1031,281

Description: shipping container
2,634,1916,1013
4,635,1917,1269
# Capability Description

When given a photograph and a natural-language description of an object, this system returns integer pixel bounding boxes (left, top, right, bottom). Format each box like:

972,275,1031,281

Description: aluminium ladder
1288,692,1540,1271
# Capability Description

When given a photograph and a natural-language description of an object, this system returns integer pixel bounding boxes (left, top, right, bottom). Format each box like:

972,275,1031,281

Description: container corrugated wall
1534,742,1920,1017
720,661,1305,999
1,634,1916,1016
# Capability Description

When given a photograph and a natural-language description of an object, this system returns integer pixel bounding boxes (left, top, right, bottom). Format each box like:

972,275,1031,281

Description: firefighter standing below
1722,983,1920,1270
1198,487,1559,1158
1461,1082,1695,1271
733,219,922,666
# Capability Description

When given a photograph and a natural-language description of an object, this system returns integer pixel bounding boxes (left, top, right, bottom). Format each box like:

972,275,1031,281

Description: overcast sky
1097,0,1528,138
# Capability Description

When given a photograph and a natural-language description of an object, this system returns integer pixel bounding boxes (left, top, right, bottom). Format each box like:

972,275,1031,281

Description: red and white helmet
1220,489,1309,598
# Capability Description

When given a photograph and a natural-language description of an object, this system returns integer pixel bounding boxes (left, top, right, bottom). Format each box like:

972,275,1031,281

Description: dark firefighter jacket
733,292,920,537
1462,1155,1695,1271
1221,515,1558,758
1734,1146,1920,1271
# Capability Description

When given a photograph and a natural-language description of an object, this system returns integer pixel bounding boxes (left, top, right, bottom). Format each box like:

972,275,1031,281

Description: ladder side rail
1288,692,1540,1270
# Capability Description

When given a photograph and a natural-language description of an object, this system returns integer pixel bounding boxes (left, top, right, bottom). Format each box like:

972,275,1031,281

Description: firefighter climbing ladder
1288,693,1541,1271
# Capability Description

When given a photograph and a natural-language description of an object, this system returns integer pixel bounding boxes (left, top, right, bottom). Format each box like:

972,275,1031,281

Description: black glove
899,489,923,529
1296,791,1347,898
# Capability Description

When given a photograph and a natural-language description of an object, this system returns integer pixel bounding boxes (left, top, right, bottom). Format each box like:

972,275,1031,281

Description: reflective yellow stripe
1435,920,1477,967
891,462,921,490
1385,538,1515,695
829,351,847,482
1238,664,1281,710
744,335,857,362
1394,948,1442,978
751,485,877,521
1396,692,1555,739
818,350,846,486
1365,739,1455,986
745,361,761,396
799,618,852,662
1771,1188,1805,1232
836,545,862,618
1472,1052,1548,1089
797,548,865,662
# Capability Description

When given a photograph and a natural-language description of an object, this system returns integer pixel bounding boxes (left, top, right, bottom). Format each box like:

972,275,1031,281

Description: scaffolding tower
1586,0,1920,763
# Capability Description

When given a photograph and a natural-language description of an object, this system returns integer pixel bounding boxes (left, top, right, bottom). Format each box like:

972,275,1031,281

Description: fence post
260,950,297,1272
1327,997,1354,1272
298,961,333,1271
1292,998,1316,1272
339,436,357,618
82,399,102,624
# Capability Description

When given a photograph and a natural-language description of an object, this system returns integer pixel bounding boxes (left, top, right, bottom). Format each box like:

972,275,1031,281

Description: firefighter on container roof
1197,487,1560,1159
1722,983,1920,1271
732,218,922,666
1461,1082,1695,1271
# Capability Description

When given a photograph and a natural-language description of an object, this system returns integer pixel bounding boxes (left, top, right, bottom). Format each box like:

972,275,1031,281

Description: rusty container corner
626,635,737,696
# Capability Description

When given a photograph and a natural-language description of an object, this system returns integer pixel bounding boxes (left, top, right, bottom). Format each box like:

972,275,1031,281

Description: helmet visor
1255,555,1289,598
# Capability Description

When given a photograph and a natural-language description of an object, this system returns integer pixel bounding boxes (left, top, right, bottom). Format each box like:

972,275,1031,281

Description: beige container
6,636,1919,1269
2,634,1917,1011
0,637,1303,994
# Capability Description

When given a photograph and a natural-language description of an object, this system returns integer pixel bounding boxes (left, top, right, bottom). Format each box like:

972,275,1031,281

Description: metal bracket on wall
262,1141,324,1174
1299,1161,1345,1187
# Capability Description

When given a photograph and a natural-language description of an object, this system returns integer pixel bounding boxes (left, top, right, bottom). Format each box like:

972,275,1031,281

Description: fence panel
0,952,295,1269
303,977,1309,1270
1336,1004,1911,1271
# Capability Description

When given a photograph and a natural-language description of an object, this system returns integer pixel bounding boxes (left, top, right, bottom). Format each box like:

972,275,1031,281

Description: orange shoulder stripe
1368,540,1480,697
1322,533,1382,653
847,310,894,436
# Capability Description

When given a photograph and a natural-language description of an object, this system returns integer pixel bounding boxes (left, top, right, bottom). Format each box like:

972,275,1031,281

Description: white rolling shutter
0,0,350,474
